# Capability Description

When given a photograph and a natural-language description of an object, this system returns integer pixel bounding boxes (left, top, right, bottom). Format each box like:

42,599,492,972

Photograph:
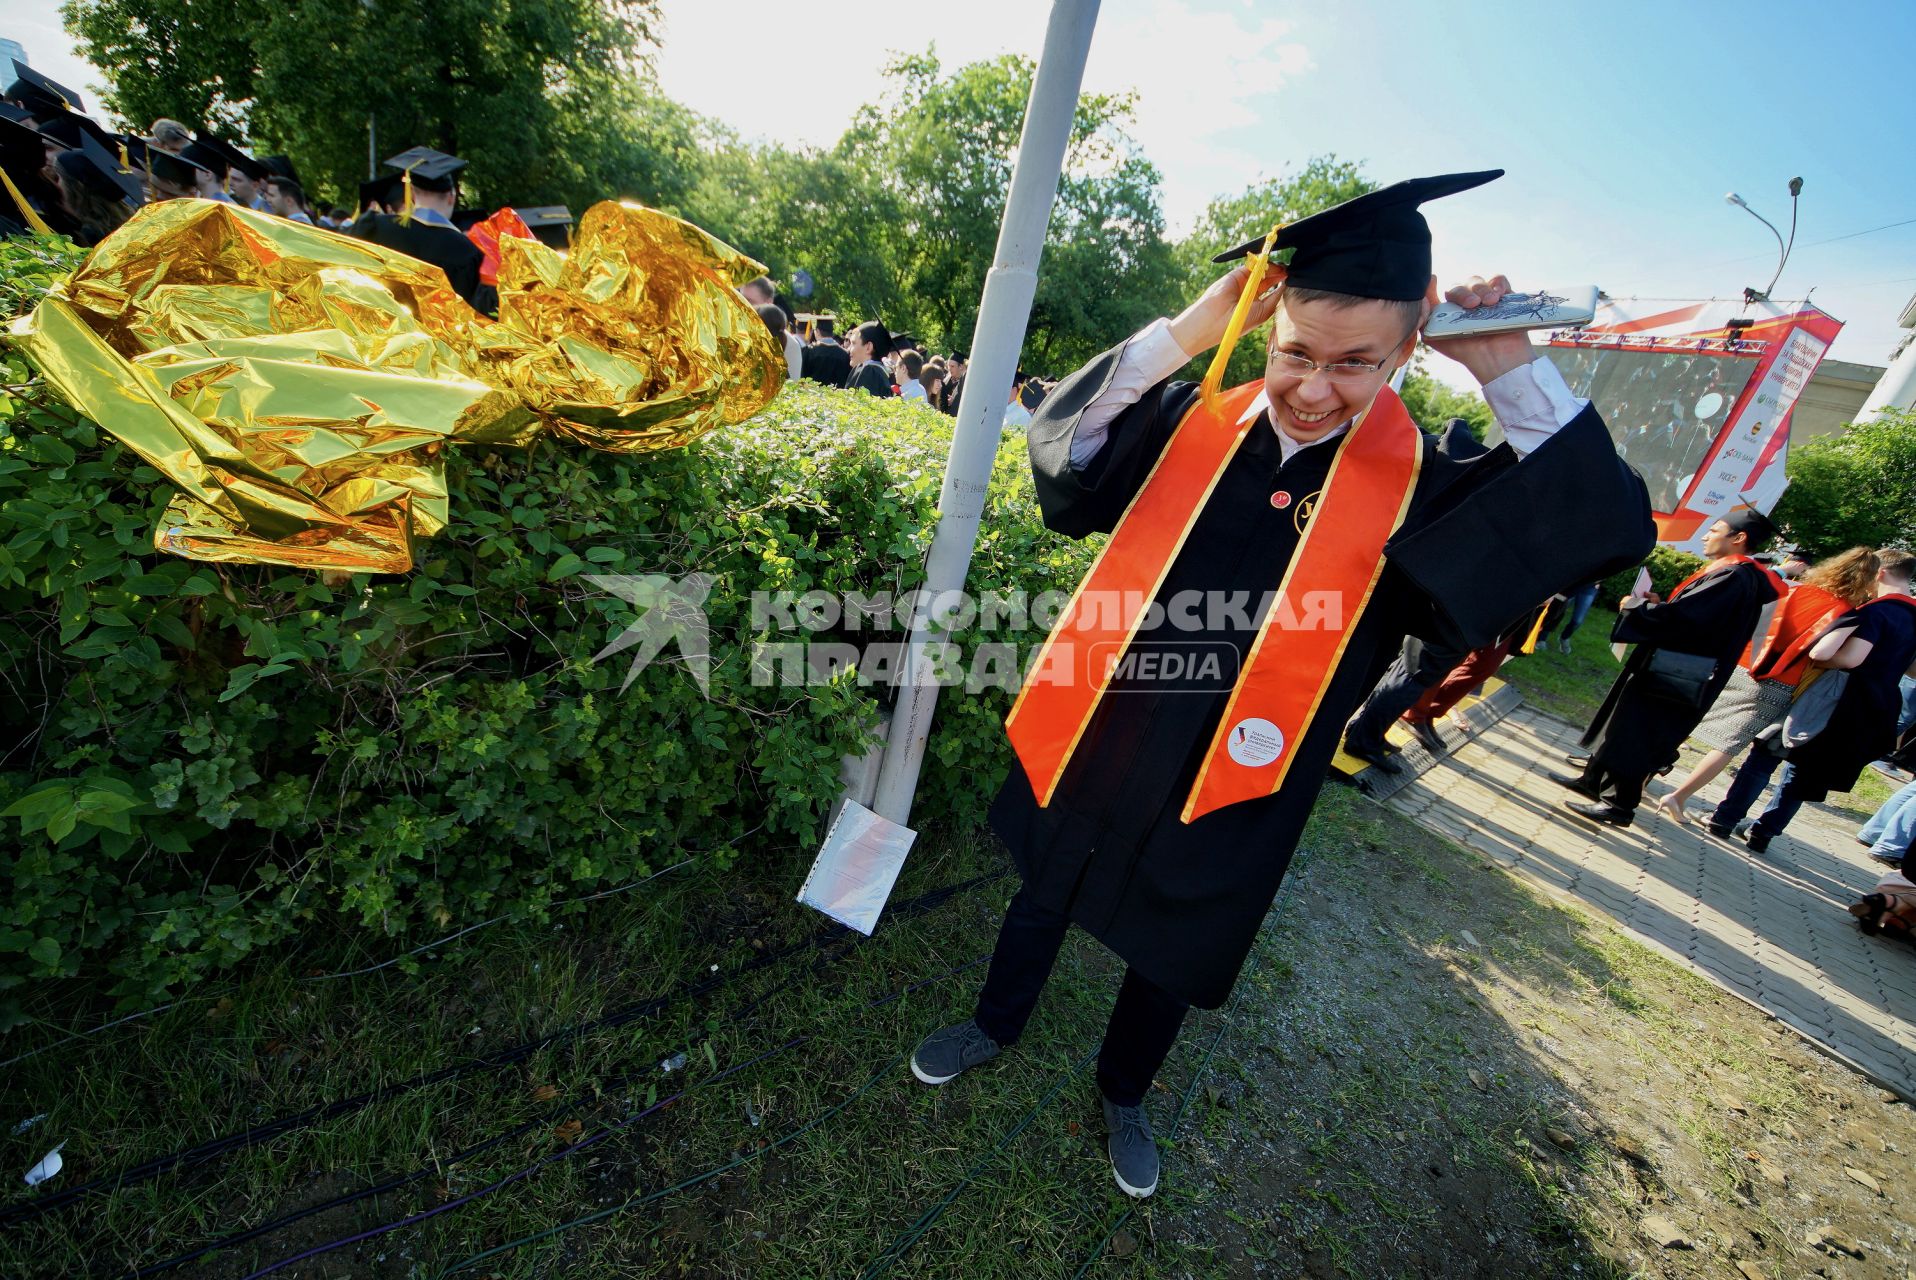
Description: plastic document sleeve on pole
796,800,918,935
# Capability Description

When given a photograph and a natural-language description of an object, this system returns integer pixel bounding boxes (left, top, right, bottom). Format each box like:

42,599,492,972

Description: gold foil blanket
4,198,784,572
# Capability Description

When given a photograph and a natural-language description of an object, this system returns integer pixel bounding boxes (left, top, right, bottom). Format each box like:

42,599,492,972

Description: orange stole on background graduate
1005,380,1424,824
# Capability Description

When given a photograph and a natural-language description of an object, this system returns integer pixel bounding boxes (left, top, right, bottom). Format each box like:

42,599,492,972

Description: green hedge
0,237,1090,1017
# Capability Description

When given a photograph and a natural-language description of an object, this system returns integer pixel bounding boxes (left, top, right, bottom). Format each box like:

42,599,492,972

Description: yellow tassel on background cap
1199,223,1283,417
117,141,130,169
1,169,56,236
399,166,416,225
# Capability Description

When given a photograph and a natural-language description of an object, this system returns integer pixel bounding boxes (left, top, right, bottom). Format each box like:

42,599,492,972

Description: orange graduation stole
1005,379,1424,824
1747,581,1847,682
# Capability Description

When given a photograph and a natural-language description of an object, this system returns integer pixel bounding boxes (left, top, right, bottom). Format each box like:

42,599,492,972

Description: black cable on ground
856,1046,1098,1280
104,951,984,1279
234,954,989,1279
5,867,1010,1228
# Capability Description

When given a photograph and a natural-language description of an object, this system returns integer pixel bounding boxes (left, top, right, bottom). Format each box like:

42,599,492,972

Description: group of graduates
1545,515,1916,933
739,283,1057,427
1,60,568,321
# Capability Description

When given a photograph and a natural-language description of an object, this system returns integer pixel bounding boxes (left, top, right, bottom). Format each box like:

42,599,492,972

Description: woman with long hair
1654,546,1879,822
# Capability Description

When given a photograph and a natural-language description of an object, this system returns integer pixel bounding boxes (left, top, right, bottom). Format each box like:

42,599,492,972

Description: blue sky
10,0,1911,376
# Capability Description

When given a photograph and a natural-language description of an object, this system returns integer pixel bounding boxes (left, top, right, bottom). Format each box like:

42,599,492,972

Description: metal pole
368,114,377,180
869,0,1101,827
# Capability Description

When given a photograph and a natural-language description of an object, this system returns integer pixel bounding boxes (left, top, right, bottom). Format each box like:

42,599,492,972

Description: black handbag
1637,649,1717,708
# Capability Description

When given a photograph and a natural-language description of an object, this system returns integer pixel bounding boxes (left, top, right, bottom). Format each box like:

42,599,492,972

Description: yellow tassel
1,168,56,237
117,141,130,169
399,166,416,225
1199,223,1282,416
1520,602,1550,655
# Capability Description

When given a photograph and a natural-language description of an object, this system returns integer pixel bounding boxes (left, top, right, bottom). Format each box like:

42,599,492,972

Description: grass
1493,618,1620,729
2,768,1906,1279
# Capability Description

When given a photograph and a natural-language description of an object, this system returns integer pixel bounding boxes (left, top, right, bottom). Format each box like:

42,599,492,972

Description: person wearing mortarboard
44,133,143,245
904,171,1654,1200
0,106,82,239
196,134,272,211
841,320,892,396
798,314,850,389
4,60,83,119
1551,507,1786,829
178,140,234,201
348,147,495,315
144,146,212,202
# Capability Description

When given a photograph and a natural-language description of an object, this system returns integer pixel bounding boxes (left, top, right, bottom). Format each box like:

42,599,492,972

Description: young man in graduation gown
1551,509,1784,827
906,172,1654,1199
349,147,496,316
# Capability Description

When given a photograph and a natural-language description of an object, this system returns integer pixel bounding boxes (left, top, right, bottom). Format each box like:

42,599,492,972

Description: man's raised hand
1423,273,1537,389
1166,264,1287,359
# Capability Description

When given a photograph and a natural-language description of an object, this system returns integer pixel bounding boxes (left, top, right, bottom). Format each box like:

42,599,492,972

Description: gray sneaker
909,1019,1002,1085
1102,1096,1160,1198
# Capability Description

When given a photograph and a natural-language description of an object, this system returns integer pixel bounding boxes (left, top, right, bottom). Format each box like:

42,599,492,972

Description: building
1792,357,1885,440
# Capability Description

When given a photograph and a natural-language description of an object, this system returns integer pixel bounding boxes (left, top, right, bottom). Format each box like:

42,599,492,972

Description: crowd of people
741,276,1059,428
1,61,575,322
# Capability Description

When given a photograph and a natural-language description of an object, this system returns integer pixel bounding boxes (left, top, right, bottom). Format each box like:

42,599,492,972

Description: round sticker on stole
1226,717,1285,768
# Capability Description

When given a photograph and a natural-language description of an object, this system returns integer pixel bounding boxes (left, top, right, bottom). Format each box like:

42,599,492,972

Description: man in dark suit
349,147,495,315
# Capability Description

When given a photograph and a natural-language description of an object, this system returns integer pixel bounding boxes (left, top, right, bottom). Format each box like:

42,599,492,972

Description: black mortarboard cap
1211,170,1505,302
358,173,402,209
0,111,47,190
0,102,30,125
180,139,229,178
259,154,299,182
384,146,466,191
146,146,210,188
56,133,144,205
1721,507,1776,547
514,204,572,228
198,135,268,182
7,60,84,114
32,107,114,152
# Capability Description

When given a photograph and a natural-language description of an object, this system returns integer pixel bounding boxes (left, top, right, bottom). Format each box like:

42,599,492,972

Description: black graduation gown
349,212,498,316
989,344,1654,1009
844,360,892,397
1579,561,1779,780
1786,597,1916,796
801,341,850,388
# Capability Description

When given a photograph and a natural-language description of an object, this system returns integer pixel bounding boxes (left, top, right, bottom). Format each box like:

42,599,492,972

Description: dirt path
1131,783,1915,1279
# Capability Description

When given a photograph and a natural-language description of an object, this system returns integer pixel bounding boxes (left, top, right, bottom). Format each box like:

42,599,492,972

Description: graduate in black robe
906,171,1654,1203
349,147,496,316
1556,510,1783,825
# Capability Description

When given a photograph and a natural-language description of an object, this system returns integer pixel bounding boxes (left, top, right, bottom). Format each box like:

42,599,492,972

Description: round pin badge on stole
1270,490,1292,509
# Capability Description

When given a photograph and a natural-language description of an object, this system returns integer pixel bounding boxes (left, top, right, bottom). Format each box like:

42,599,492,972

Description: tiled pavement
1386,705,1916,1099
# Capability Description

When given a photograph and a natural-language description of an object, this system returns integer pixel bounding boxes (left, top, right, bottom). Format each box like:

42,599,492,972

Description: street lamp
1724,177,1802,306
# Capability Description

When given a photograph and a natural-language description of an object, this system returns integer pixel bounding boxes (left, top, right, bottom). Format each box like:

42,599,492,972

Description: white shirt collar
1239,388,1353,464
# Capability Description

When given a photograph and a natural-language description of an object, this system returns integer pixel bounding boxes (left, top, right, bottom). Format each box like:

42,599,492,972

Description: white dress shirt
1067,317,1589,470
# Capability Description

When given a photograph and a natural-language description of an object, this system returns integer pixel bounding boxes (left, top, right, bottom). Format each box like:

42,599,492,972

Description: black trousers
971,885,1189,1107
1576,757,1645,810
1343,636,1464,756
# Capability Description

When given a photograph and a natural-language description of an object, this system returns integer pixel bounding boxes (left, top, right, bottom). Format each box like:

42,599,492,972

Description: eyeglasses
1265,349,1391,382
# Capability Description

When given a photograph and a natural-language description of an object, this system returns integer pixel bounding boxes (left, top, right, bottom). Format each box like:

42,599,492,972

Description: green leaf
546,553,584,581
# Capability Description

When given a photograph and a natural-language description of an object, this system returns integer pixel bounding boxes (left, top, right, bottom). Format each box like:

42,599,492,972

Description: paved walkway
1387,705,1916,1099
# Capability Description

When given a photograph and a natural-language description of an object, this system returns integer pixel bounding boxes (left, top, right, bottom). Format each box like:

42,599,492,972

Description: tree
1398,354,1493,437
1771,409,1916,557
1167,157,1377,386
839,53,1182,370
62,0,686,211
